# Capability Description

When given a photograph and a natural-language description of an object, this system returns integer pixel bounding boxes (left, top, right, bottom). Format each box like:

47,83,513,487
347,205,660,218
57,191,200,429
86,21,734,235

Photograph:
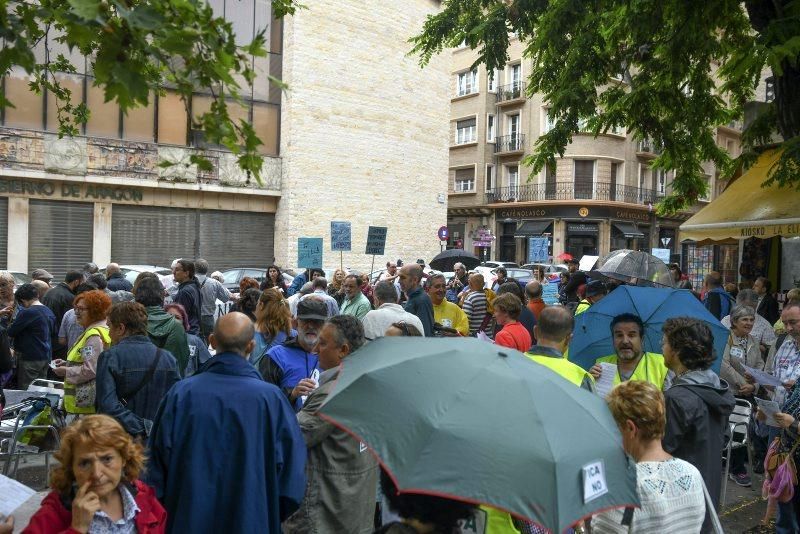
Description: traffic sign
438,226,449,241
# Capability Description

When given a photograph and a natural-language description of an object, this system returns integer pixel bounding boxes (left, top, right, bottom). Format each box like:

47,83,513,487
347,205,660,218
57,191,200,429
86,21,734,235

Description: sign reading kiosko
0,178,143,202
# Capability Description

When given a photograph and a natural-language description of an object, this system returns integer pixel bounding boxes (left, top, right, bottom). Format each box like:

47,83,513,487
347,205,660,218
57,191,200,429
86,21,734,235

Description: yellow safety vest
64,326,111,414
595,352,669,389
526,353,594,388
574,300,591,315
459,506,521,534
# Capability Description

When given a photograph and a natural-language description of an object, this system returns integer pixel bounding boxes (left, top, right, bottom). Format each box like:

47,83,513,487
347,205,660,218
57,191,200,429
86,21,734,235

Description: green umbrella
319,337,639,533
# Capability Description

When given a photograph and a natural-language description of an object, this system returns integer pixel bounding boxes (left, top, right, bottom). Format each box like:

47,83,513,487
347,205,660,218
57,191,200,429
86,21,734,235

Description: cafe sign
0,178,143,202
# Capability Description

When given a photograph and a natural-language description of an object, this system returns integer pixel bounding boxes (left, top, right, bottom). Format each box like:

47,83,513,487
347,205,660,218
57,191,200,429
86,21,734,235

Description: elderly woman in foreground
23,415,166,533
593,381,706,533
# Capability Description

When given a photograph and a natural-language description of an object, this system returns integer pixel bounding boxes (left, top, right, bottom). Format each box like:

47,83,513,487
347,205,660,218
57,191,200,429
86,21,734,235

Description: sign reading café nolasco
496,205,651,222
0,177,143,202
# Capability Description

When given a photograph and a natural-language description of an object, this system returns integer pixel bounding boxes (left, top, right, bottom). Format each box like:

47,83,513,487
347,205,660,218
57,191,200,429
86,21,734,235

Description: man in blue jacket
702,271,735,320
146,312,306,533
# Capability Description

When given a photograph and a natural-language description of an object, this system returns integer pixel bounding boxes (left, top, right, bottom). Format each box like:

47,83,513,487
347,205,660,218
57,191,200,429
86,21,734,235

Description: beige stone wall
277,0,450,272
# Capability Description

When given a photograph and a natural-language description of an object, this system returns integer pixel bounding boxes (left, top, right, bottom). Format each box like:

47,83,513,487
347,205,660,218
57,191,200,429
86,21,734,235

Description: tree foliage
411,0,800,214
0,0,300,181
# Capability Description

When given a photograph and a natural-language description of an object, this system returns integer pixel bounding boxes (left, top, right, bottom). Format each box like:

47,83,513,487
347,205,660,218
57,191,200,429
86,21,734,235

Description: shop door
111,205,197,268
198,210,275,271
28,200,94,280
566,236,598,259
0,198,7,269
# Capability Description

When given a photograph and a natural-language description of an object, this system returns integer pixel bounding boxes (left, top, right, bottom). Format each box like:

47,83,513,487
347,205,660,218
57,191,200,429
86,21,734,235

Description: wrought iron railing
637,139,663,155
496,82,526,103
486,181,665,205
494,134,525,153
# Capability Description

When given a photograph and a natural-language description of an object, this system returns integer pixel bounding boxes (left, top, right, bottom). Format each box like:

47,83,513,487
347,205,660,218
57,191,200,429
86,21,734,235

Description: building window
509,63,522,89
610,162,620,201
507,113,520,138
507,165,519,196
574,160,594,199
488,70,499,93
544,108,556,133
486,164,495,191
487,113,495,142
455,167,475,192
655,169,667,195
699,174,712,201
457,69,478,96
726,139,736,156
455,117,477,144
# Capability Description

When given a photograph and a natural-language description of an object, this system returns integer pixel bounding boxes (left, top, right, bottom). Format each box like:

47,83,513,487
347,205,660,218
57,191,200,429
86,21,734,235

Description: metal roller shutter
0,197,7,269
28,200,94,280
198,210,275,271
111,205,197,268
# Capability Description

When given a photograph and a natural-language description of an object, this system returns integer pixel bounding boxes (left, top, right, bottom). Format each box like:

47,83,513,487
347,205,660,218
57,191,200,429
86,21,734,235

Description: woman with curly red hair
53,290,112,414
22,414,166,533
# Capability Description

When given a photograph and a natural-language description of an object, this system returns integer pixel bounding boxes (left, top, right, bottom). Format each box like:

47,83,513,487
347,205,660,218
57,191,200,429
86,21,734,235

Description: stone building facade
0,0,449,278
447,38,743,270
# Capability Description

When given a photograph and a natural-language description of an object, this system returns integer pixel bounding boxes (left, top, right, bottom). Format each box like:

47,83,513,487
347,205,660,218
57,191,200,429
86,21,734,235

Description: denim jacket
96,335,181,437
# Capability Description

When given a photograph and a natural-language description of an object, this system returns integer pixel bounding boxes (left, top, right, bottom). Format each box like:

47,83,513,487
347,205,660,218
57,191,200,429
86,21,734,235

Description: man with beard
589,313,671,390
260,299,323,411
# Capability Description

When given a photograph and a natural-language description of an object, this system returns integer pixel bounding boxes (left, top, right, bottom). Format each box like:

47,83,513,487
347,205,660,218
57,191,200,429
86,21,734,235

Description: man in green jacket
134,276,190,374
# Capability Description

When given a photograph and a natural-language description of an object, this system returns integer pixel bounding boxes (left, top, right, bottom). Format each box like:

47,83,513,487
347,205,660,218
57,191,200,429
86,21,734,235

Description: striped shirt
462,291,488,335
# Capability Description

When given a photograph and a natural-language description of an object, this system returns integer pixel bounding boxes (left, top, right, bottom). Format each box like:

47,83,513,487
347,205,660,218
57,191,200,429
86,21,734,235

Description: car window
244,269,266,282
13,272,32,285
222,270,241,284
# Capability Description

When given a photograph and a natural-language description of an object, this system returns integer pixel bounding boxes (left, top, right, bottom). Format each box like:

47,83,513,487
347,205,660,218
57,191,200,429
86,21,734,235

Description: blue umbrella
568,285,727,373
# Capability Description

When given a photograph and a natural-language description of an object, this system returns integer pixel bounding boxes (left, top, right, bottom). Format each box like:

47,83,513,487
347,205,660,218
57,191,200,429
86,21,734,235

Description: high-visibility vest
64,326,111,414
526,353,594,387
574,300,591,315
595,352,669,389
459,506,521,534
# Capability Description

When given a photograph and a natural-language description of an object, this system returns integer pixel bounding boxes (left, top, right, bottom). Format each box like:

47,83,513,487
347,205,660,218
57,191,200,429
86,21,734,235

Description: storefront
1,175,278,279
495,205,659,264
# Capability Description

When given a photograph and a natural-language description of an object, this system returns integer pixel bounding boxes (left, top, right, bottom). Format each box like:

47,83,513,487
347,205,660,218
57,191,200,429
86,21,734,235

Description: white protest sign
583,460,609,503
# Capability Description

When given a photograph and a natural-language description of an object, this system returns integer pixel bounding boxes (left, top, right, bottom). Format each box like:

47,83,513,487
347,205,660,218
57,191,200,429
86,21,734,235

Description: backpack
250,332,284,369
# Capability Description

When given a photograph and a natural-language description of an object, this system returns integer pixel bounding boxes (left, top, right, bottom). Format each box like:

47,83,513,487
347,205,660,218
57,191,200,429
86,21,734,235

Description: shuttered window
198,210,275,271
0,198,7,269
28,200,94,280
574,160,594,200
111,206,275,272
111,205,197,268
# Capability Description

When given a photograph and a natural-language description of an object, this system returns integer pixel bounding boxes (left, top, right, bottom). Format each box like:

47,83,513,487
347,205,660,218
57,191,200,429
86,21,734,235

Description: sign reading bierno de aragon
0,178,143,202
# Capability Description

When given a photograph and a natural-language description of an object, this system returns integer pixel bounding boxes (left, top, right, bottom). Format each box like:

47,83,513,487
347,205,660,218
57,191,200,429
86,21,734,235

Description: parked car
520,263,568,277
11,271,32,291
481,261,520,269
488,268,535,290
222,267,295,294
100,265,172,285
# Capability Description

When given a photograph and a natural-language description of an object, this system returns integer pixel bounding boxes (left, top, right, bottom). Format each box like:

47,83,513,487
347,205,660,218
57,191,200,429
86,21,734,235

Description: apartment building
0,0,450,278
447,38,743,278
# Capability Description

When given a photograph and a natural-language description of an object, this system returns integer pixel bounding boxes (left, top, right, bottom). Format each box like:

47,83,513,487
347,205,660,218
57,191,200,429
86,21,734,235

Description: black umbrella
428,249,480,271
593,249,674,288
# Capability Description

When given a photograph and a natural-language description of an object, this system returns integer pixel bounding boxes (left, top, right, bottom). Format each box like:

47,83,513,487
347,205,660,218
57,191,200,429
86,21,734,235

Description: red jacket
22,479,166,534
495,321,532,352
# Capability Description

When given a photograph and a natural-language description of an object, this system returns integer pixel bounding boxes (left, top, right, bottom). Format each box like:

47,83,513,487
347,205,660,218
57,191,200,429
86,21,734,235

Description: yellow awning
680,150,800,241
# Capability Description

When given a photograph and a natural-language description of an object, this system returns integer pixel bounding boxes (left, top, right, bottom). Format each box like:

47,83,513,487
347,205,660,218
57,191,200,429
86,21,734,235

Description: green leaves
414,0,798,212
0,0,298,185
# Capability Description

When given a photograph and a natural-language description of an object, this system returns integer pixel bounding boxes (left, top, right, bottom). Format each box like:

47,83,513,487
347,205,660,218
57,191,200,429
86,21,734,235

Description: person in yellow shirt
526,306,595,391
589,313,670,390
574,280,608,315
428,273,470,336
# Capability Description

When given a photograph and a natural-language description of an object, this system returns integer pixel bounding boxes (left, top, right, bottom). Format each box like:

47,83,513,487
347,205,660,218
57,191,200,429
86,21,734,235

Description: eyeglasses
74,306,89,312
394,322,411,336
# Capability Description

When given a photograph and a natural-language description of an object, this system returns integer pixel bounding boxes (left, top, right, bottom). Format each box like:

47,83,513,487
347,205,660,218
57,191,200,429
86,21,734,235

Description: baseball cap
31,268,54,281
296,298,328,321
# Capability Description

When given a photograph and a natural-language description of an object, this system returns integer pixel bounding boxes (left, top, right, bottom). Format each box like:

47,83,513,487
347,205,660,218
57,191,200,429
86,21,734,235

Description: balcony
486,181,665,205
494,134,525,155
636,139,663,158
496,82,526,105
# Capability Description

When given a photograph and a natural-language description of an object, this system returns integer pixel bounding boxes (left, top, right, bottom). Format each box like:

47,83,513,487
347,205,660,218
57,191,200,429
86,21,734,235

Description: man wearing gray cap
31,269,54,285
259,298,324,412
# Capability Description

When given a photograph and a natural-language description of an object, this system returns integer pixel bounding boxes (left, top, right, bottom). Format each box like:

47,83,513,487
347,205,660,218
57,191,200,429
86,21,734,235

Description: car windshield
222,270,241,283
13,272,32,285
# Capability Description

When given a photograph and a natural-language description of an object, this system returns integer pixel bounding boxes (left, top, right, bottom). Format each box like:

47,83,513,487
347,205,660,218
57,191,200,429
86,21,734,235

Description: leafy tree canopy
411,0,800,214
0,0,300,181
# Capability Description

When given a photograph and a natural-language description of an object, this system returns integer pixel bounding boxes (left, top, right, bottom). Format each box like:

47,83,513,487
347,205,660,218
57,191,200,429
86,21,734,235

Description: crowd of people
0,257,798,534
